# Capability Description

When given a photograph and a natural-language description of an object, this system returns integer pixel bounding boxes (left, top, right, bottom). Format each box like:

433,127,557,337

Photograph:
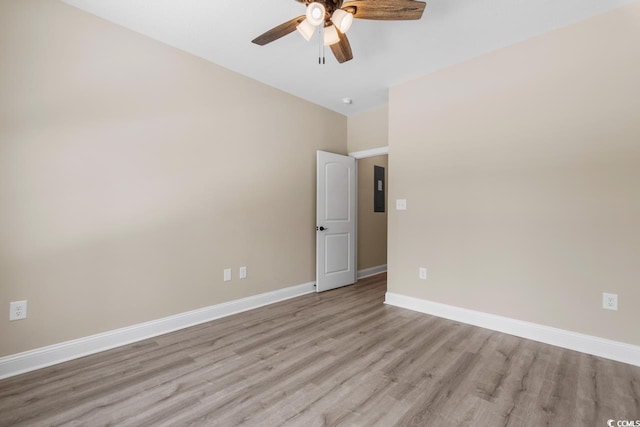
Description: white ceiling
61,0,633,116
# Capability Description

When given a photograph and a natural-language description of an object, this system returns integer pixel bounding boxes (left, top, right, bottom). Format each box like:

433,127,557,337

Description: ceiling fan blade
252,15,306,46
330,31,353,64
342,0,426,20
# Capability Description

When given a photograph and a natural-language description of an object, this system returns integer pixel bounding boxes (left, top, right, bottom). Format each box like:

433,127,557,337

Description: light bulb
306,2,326,27
331,9,353,33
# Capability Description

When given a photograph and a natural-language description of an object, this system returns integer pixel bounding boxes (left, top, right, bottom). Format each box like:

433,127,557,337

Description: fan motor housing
297,0,344,15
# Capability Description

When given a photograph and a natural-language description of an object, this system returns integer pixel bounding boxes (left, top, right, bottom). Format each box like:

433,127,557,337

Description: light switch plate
396,199,407,210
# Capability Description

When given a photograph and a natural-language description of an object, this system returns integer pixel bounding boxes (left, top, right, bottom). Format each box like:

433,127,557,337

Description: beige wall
347,105,388,153
0,0,346,356
388,4,640,346
357,155,388,270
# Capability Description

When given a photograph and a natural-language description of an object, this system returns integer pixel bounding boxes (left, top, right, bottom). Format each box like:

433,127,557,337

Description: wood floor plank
1,273,639,427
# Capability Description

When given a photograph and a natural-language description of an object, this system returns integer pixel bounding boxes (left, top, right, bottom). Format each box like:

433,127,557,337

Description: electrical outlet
239,266,247,279
602,293,618,311
223,268,232,282
419,267,427,280
9,300,27,321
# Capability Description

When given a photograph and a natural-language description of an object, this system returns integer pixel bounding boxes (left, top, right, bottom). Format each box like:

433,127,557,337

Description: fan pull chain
318,26,321,64
318,26,325,65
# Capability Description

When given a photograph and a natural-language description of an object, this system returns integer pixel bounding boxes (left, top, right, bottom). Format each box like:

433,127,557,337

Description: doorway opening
356,154,388,279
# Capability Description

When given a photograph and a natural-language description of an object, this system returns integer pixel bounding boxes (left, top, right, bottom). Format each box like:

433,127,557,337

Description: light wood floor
1,273,639,426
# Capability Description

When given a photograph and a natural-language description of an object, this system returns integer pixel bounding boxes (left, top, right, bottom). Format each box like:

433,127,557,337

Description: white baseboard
385,292,640,367
357,264,387,279
0,281,316,380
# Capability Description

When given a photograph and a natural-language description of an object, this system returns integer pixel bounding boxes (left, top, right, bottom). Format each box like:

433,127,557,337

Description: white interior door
316,150,356,292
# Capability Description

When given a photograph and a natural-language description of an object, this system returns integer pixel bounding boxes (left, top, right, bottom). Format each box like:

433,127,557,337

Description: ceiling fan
252,0,427,64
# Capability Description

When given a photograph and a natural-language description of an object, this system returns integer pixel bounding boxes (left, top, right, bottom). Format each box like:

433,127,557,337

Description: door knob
316,226,328,231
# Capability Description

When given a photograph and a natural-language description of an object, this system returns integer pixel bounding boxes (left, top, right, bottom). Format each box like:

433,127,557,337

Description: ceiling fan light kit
323,25,340,46
252,0,427,64
306,2,326,26
296,19,316,41
331,8,354,33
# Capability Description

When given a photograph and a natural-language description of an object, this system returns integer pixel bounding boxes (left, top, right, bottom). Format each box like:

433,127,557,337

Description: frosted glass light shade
323,25,340,46
306,2,326,26
331,9,353,33
297,19,315,41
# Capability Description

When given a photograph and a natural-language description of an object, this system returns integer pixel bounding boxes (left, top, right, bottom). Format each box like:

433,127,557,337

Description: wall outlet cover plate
602,292,618,311
9,300,28,321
